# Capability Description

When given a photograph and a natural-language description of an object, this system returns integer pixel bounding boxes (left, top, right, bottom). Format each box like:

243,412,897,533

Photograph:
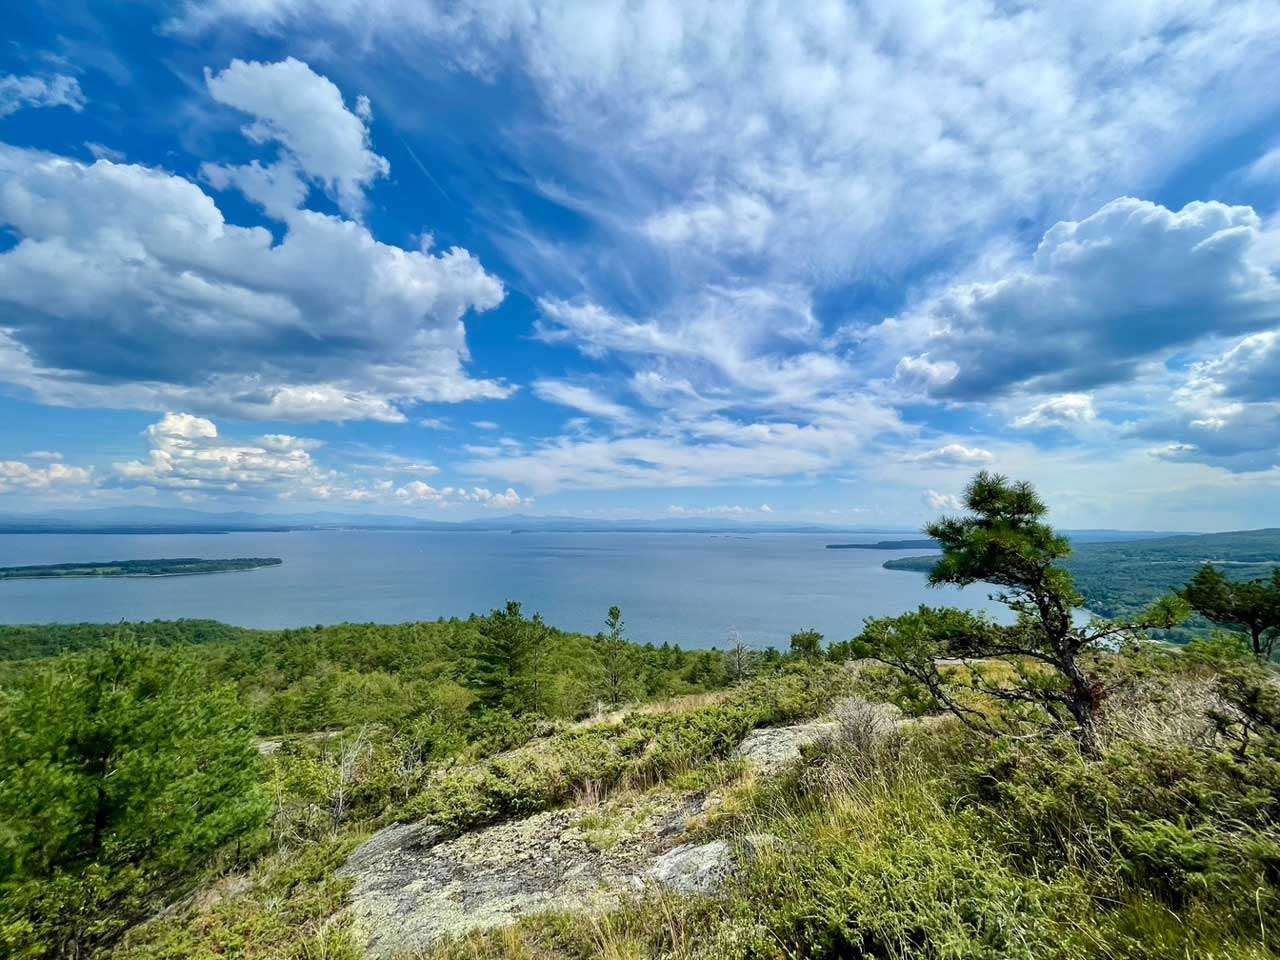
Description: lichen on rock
340,792,704,957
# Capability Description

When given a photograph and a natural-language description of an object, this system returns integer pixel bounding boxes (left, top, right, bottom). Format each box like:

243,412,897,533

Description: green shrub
399,666,850,832
112,837,363,960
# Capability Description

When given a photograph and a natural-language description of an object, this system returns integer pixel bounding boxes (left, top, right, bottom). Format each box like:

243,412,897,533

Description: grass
422,660,1280,960
113,837,366,960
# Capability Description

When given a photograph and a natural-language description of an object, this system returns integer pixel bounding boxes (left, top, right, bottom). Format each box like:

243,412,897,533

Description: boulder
647,840,734,894
734,721,838,774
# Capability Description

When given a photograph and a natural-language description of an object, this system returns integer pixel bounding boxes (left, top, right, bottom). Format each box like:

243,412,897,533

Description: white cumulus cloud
924,490,962,512
204,57,388,218
0,458,93,493
394,480,531,509
908,444,994,465
113,412,325,493
0,143,507,422
1011,394,1098,430
893,198,1280,399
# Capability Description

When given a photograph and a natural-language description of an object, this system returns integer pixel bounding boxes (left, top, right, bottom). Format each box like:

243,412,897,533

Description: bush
398,666,851,832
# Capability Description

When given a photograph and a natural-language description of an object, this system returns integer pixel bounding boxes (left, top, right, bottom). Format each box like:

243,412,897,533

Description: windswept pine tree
857,471,1189,754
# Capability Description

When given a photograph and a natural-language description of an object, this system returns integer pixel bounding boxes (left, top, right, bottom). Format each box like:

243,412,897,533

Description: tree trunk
1252,625,1265,660
1076,710,1102,758
1061,658,1103,758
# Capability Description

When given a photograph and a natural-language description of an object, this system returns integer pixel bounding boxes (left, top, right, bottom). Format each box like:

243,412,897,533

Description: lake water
0,531,1009,648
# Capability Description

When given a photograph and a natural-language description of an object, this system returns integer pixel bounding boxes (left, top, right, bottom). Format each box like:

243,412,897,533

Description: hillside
3,602,1279,959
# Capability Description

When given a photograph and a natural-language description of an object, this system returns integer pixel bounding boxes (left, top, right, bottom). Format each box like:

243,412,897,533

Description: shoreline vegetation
0,557,283,581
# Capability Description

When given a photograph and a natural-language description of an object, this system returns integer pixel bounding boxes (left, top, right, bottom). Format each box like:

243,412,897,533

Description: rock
339,695,907,954
647,840,734,894
734,721,839,774
338,820,446,877
339,793,702,958
734,698,908,775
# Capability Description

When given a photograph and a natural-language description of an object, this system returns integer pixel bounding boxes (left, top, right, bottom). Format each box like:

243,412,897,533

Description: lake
0,530,1009,648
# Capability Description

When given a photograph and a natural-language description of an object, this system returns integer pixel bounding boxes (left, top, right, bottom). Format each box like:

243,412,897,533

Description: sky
1,1,1279,530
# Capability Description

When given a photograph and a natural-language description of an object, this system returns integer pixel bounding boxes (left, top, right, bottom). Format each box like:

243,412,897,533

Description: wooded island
0,558,282,580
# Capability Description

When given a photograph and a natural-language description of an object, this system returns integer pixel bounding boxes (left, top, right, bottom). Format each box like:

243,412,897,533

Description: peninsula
825,538,939,550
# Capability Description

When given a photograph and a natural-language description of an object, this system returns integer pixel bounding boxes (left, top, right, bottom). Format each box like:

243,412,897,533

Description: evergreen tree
0,642,265,956
788,628,824,660
470,601,544,711
1181,564,1280,660
599,606,640,705
756,646,785,672
856,472,1188,755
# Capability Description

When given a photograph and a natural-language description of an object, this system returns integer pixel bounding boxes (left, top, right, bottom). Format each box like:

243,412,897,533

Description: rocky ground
339,698,907,957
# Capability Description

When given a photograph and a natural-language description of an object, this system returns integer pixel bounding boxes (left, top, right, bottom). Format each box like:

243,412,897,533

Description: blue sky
1,1,1279,529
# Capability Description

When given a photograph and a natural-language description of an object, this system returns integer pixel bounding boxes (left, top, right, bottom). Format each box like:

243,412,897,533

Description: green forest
3,477,1280,960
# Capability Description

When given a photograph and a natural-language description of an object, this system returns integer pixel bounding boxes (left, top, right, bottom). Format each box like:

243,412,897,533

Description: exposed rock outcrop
733,697,906,775
734,720,840,774
339,791,704,957
340,697,906,956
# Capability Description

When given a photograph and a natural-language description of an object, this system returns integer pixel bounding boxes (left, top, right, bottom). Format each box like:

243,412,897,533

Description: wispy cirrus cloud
172,0,1280,292
3,4,1280,525
532,379,631,422
0,73,85,117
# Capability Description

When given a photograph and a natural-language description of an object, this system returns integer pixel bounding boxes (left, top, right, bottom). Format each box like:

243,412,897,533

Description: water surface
0,531,1006,648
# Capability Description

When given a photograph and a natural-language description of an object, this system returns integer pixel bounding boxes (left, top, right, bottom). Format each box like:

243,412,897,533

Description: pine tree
0,641,266,956
789,628,824,660
599,605,639,705
1181,564,1280,660
857,471,1188,755
470,601,544,711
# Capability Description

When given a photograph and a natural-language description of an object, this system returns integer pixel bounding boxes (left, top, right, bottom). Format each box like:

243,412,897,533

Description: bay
0,530,1008,648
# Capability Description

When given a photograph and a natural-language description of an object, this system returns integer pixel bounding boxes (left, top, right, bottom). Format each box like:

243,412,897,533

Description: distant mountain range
0,506,1191,539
